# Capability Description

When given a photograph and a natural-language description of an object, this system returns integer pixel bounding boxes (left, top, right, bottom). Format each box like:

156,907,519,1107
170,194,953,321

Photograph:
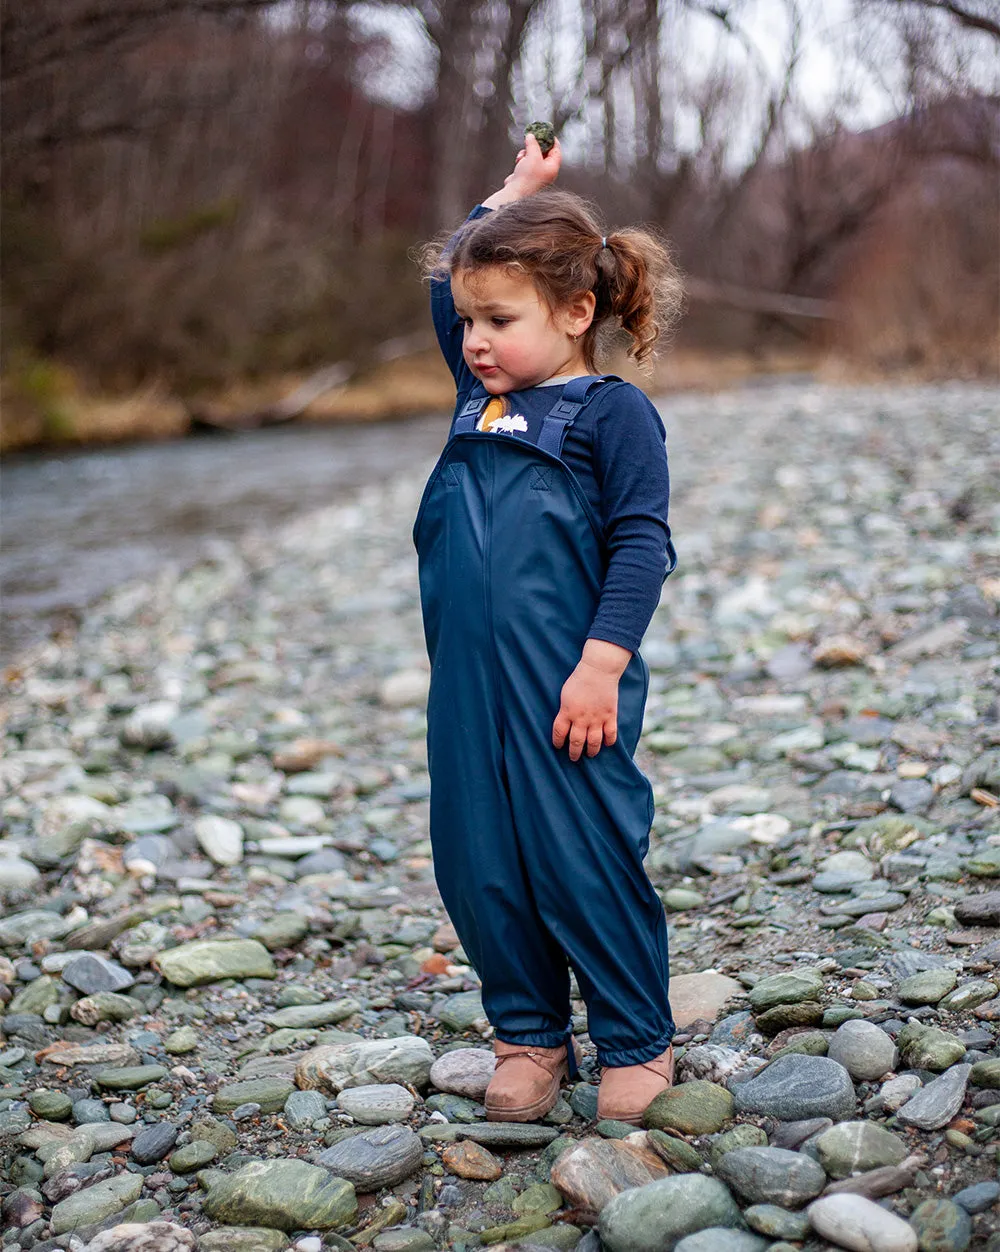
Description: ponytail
594,228,682,368
423,190,683,372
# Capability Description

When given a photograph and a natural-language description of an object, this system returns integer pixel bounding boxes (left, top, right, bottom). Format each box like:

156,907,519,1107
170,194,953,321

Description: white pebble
808,1194,917,1252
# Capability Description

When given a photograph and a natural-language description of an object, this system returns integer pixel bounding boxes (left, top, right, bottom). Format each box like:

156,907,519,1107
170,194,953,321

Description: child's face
452,266,593,394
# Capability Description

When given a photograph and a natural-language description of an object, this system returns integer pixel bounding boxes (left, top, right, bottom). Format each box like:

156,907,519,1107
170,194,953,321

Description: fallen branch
685,277,843,321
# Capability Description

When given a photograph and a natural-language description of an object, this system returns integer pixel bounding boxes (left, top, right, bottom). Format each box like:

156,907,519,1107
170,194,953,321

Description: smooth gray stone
457,1123,559,1148
952,1181,1000,1214
715,1146,826,1207
316,1124,423,1189
599,1175,745,1252
131,1122,179,1164
674,1232,768,1252
213,1078,294,1114
72,1099,111,1125
436,991,488,1032
0,910,73,947
283,1089,328,1130
896,1065,971,1131
814,1121,908,1178
826,1019,898,1081
732,1055,856,1121
61,954,135,996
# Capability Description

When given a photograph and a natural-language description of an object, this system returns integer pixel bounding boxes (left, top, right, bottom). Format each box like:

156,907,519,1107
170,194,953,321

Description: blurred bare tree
1,0,997,399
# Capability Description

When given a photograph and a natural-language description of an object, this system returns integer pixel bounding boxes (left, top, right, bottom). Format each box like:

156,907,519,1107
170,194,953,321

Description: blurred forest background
2,0,998,449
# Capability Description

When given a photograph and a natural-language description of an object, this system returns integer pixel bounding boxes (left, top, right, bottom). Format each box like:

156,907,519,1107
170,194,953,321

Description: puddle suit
413,368,676,1067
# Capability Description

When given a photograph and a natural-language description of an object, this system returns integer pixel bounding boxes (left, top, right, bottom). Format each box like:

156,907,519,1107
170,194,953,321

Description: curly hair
421,189,684,372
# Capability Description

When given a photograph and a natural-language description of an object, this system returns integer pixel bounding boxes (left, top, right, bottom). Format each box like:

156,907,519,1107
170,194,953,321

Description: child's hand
505,132,562,195
481,133,561,210
552,640,631,761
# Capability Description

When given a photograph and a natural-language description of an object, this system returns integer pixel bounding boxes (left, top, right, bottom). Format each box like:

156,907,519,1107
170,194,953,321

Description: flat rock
199,1230,290,1252
283,1089,327,1129
84,1222,197,1252
457,1122,559,1148
599,1174,745,1252
131,1122,179,1164
429,1048,495,1099
441,1140,503,1181
155,938,275,986
814,1122,908,1178
896,1065,970,1131
715,1146,826,1207
336,1083,415,1124
214,1078,295,1114
37,1042,139,1068
0,909,74,947
436,990,489,1033
732,1054,856,1121
316,1124,423,1190
264,999,359,1029
954,893,1000,926
674,1232,768,1252
296,1036,433,1093
550,1137,669,1211
61,954,135,996
95,1065,168,1091
898,968,958,1005
808,1194,917,1251
50,1173,143,1234
669,972,743,1030
749,970,823,1013
203,1159,357,1231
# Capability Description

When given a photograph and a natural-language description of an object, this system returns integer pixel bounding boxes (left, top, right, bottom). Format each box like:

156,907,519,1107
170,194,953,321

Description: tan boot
486,1038,581,1123
597,1045,675,1126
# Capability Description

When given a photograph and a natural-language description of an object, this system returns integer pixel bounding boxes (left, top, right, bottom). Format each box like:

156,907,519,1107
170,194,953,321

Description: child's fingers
568,722,588,762
586,724,604,757
603,719,618,747
552,710,571,749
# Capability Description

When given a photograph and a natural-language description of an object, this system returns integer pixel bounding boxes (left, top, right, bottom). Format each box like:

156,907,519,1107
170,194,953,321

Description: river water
1,417,448,662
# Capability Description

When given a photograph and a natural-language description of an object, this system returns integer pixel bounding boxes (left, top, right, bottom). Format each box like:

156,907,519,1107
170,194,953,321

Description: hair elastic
601,236,608,248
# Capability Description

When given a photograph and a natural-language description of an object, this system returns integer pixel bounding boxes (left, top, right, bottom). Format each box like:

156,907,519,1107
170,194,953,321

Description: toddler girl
413,133,683,1125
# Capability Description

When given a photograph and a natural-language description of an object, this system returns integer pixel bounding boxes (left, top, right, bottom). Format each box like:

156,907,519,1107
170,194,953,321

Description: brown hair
422,189,683,371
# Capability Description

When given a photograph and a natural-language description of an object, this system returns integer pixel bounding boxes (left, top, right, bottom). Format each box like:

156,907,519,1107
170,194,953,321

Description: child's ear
566,290,596,336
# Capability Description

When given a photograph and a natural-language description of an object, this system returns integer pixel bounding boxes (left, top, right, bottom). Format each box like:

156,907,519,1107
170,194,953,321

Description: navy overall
413,376,675,1067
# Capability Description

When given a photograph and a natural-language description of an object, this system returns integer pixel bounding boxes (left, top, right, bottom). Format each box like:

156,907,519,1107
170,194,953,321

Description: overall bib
413,376,675,1067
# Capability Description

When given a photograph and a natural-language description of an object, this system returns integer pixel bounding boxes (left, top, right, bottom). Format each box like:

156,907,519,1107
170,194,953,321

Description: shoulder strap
537,374,621,458
452,388,488,435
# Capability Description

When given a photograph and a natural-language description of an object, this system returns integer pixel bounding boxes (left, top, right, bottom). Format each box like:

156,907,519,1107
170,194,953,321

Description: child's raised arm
481,131,562,210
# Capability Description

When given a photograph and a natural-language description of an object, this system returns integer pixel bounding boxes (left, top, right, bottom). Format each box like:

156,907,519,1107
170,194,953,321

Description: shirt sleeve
586,384,673,654
430,205,492,390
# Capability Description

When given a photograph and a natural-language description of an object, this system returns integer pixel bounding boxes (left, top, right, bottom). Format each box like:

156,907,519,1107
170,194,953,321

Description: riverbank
2,380,999,1252
3,348,840,454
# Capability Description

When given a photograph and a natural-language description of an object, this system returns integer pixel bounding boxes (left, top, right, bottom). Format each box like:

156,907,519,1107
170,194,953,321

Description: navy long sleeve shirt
430,206,673,655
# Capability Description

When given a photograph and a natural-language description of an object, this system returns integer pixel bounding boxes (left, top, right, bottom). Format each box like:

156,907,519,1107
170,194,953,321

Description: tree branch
889,0,1000,41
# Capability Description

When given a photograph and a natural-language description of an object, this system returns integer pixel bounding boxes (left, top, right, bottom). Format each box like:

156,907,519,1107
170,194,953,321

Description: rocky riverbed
1,379,999,1252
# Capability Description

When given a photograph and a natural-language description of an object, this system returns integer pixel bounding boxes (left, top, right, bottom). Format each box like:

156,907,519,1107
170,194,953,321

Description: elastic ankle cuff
597,1027,675,1068
494,1029,568,1050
